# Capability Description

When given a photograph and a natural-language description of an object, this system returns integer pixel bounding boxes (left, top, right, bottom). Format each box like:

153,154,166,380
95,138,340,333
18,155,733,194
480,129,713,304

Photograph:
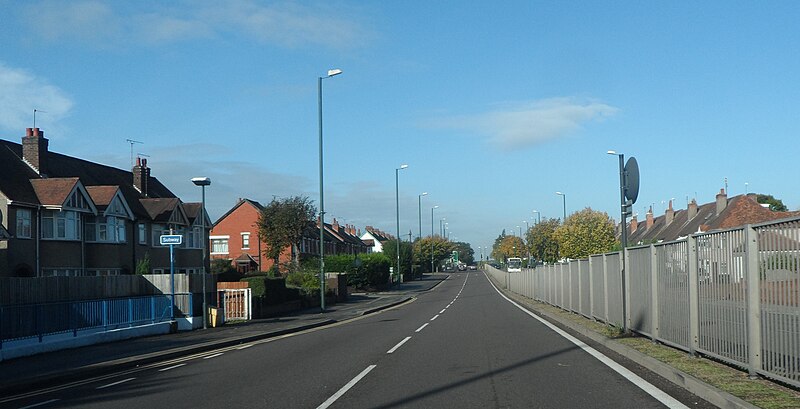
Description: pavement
0,274,449,398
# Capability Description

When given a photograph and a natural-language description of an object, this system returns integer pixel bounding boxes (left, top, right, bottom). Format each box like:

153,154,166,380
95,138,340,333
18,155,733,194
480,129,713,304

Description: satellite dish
624,157,640,203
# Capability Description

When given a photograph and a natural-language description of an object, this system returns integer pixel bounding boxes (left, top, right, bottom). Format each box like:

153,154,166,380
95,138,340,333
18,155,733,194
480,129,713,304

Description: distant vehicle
457,262,467,271
507,257,522,273
468,265,477,270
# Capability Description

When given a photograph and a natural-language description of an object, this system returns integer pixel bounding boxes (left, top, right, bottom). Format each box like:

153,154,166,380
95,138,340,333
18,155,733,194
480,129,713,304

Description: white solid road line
316,365,377,409
415,323,429,332
96,377,136,390
387,336,412,354
18,399,60,409
486,274,690,409
158,363,187,372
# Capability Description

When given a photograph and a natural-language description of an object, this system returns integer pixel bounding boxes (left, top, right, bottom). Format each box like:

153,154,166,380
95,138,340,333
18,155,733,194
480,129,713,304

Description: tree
383,239,414,279
756,194,788,212
451,241,475,265
553,207,616,260
413,236,455,272
257,196,317,272
527,218,560,263
493,235,525,262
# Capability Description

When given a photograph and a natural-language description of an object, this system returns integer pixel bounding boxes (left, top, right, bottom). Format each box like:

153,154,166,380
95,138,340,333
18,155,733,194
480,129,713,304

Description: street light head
327,69,342,77
191,177,211,186
421,192,428,196
433,205,439,209
556,191,564,196
607,150,617,155
399,164,408,170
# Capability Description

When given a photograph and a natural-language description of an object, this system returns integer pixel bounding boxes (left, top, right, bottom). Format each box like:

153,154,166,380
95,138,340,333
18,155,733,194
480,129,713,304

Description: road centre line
439,309,446,314
317,365,377,409
415,323,429,332
203,353,224,360
96,377,136,390
387,336,412,354
158,363,186,372
237,344,253,350
486,273,689,409
430,314,439,321
18,399,60,409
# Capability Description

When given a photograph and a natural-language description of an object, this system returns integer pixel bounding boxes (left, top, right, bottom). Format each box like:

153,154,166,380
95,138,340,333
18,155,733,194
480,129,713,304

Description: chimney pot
26,128,33,137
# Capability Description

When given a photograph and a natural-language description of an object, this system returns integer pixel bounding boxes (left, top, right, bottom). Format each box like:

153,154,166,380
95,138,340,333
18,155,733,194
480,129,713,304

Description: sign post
160,234,183,320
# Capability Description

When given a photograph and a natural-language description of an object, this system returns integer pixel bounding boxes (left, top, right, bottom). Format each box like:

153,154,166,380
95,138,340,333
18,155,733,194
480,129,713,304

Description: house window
211,237,229,254
41,210,81,240
186,226,201,248
138,224,147,244
86,216,126,243
242,233,250,249
152,224,170,245
16,209,32,238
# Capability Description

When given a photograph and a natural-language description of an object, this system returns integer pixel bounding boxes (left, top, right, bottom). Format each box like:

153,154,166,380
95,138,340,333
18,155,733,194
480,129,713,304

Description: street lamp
532,209,541,224
418,192,427,241
395,164,408,284
556,192,566,222
431,205,438,272
191,176,211,329
318,68,342,312
608,149,629,333
517,225,521,238
440,218,446,237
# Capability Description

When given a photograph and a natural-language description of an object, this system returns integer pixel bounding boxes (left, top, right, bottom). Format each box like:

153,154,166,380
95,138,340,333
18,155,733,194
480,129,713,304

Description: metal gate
221,288,251,321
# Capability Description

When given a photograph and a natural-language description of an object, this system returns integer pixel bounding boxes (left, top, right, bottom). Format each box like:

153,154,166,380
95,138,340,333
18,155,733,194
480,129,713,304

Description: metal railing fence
0,294,192,347
486,216,800,388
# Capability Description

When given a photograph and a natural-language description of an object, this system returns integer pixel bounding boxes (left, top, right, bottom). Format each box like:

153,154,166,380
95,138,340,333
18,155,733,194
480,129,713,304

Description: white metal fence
486,217,800,388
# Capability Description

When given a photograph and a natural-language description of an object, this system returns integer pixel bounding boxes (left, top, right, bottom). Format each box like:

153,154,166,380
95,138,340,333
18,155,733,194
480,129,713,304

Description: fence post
577,260,582,314
603,254,609,323
568,261,574,312
622,250,631,331
688,235,700,356
744,225,762,378
650,244,659,342
588,256,594,319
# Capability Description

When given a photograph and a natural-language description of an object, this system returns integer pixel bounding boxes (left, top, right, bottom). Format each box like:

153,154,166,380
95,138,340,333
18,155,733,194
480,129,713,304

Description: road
7,271,715,408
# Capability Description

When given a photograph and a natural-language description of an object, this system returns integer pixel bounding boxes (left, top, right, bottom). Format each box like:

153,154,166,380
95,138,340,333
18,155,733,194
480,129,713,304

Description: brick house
211,199,368,273
627,189,800,245
0,128,210,277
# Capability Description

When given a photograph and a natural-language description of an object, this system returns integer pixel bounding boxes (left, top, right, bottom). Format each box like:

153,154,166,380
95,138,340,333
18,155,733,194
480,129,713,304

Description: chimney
133,157,150,197
646,206,654,229
716,188,727,215
332,218,339,232
665,200,674,225
22,127,49,175
629,214,638,235
688,199,698,220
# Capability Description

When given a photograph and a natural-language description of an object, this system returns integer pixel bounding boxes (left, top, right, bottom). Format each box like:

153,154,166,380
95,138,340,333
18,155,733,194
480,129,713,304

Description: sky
2,1,799,251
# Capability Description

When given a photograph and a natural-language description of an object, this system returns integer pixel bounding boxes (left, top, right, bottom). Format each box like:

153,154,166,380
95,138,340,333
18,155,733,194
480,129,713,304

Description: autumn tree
527,218,561,263
257,196,317,272
492,235,525,262
414,236,455,272
553,207,616,260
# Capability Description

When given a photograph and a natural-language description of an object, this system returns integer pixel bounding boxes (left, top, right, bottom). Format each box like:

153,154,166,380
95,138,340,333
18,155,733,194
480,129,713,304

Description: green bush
346,253,390,290
241,274,291,305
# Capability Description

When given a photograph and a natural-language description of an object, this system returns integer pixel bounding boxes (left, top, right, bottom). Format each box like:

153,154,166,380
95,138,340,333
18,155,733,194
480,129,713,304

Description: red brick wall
210,202,291,272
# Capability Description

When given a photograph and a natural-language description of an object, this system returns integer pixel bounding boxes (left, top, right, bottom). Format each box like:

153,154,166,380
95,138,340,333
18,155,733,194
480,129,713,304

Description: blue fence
0,294,193,347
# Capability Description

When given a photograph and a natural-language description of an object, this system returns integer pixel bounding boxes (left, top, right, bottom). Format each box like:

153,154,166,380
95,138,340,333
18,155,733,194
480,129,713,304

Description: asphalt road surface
6,271,716,408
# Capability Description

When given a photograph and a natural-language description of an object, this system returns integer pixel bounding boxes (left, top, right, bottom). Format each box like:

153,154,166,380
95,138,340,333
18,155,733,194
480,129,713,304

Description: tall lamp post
191,177,211,329
556,192,566,222
418,192,427,241
532,210,540,224
608,150,629,333
395,164,408,284
318,68,342,311
431,205,438,272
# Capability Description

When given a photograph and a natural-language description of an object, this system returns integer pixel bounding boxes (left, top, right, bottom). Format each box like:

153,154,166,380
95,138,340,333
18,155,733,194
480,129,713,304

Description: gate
221,288,251,321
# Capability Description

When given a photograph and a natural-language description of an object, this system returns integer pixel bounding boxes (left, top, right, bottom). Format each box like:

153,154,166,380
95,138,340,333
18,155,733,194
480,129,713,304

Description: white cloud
20,0,368,49
0,62,73,132
431,97,618,150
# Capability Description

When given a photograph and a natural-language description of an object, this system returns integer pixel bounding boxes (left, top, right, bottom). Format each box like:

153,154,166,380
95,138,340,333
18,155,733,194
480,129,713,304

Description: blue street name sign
160,234,183,246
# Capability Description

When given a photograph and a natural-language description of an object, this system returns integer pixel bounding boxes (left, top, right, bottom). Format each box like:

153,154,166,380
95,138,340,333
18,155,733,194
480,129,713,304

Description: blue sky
2,1,799,250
